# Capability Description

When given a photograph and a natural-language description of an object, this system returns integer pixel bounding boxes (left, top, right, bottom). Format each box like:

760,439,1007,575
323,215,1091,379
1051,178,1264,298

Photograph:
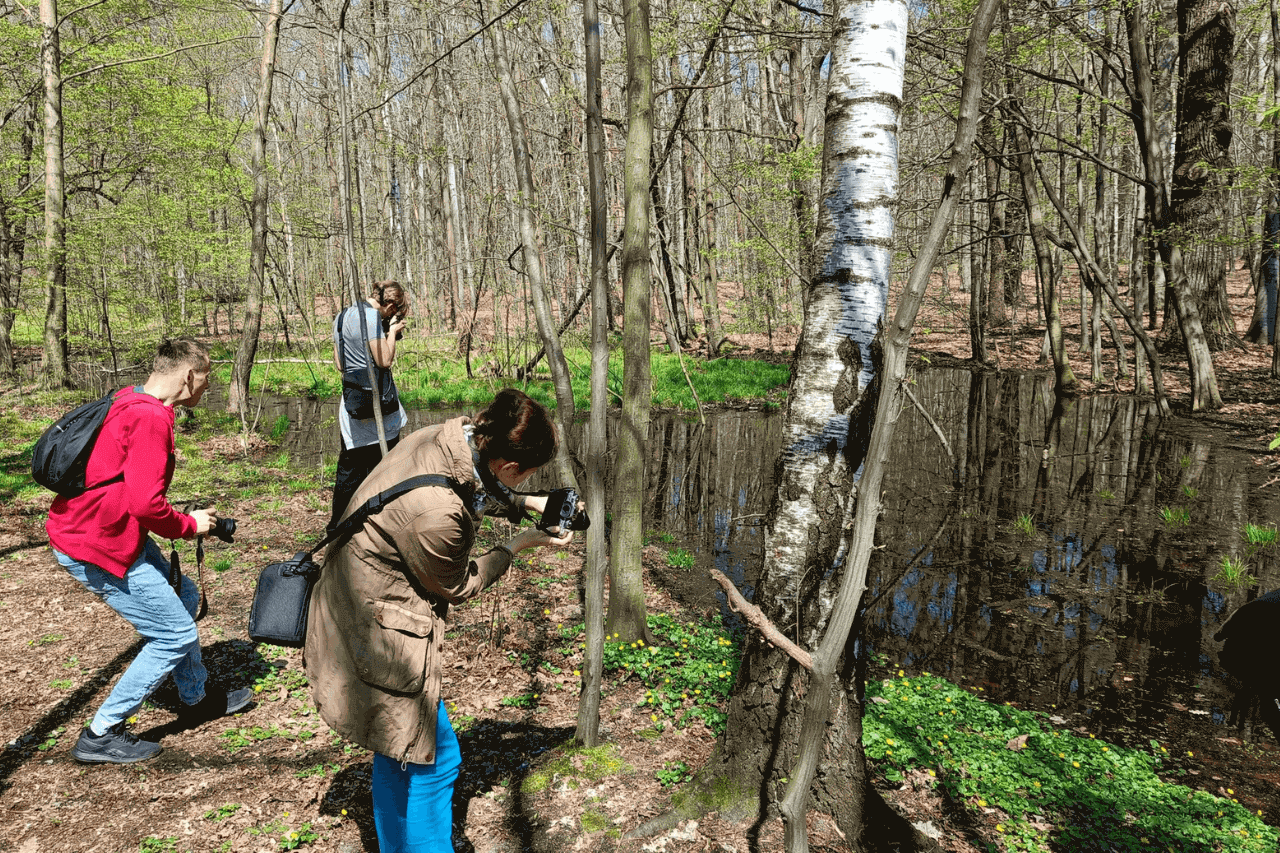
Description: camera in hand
381,315,404,341
537,488,590,533
210,517,237,543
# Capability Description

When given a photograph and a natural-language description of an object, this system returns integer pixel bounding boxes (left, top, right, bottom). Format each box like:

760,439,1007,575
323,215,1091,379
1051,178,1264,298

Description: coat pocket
349,600,435,695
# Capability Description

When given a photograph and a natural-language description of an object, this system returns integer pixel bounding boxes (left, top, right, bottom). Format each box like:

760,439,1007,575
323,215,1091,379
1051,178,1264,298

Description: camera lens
212,517,237,543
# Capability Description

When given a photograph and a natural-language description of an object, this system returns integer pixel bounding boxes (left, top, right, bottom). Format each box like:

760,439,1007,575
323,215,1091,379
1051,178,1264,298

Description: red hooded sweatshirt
46,386,197,577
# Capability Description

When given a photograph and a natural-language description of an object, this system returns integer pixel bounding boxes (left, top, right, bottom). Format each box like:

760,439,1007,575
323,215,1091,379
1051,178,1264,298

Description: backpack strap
309,474,472,559
335,307,349,373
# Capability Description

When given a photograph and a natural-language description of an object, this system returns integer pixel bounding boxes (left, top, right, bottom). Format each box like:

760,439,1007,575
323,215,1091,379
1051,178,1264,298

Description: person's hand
190,509,219,537
389,317,407,338
509,527,573,553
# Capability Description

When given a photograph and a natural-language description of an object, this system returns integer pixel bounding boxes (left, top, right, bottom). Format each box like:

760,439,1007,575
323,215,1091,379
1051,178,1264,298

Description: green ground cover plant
585,612,739,734
863,673,1277,852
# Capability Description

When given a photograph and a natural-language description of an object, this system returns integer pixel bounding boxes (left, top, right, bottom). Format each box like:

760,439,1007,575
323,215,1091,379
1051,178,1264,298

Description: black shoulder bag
337,306,401,420
247,474,471,647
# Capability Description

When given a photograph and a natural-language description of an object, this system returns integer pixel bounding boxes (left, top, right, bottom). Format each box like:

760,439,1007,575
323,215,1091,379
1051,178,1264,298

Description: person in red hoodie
47,338,254,765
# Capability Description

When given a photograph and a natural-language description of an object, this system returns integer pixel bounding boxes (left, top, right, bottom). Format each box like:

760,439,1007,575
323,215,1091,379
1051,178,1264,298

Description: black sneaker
71,723,162,765
180,687,255,722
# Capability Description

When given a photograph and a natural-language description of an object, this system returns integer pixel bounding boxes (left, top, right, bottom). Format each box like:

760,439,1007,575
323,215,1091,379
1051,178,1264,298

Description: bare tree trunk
700,93,724,355
698,1,974,850
0,96,34,374
230,0,285,415
772,6,1000,849
576,0,608,748
608,0,655,645
40,0,70,389
1172,0,1237,359
1008,110,1079,396
1260,0,1280,346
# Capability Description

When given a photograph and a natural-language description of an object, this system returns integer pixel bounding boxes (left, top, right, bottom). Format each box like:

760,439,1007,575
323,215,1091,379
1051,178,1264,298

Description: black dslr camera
381,314,405,341
537,488,590,533
210,517,237,543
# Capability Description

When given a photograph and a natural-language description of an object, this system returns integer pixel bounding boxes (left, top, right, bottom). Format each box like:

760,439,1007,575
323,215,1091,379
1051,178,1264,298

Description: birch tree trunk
772,3,1002,845
607,0,655,644
701,0,949,847
40,0,70,388
230,0,285,415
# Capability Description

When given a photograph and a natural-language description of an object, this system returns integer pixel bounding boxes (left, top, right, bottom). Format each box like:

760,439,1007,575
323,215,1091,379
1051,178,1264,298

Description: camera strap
315,474,475,559
168,539,209,623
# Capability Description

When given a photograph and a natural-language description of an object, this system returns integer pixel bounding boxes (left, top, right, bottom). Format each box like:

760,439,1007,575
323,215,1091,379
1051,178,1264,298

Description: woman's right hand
190,509,218,537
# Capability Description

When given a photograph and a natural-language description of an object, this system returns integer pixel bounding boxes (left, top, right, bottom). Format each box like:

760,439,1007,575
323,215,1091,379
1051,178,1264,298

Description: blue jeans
372,702,462,853
55,538,207,733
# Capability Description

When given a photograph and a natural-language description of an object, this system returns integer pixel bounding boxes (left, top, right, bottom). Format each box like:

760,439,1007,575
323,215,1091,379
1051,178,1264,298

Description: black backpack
30,389,125,497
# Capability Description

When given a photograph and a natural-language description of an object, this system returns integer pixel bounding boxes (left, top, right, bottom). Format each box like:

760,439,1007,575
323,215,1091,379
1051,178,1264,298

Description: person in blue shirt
329,281,409,533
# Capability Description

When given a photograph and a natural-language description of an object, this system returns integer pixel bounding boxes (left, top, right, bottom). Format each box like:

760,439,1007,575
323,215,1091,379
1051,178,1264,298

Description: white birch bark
767,0,908,646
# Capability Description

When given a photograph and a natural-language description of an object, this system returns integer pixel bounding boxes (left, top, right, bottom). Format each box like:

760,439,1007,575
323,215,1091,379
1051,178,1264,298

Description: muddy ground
2,268,1279,853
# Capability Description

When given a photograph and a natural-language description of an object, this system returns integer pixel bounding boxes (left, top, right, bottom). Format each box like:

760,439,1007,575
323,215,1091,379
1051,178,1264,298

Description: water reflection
171,367,1280,745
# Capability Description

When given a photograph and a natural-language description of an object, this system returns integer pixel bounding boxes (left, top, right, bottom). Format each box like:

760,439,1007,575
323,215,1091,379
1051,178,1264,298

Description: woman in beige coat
305,389,573,852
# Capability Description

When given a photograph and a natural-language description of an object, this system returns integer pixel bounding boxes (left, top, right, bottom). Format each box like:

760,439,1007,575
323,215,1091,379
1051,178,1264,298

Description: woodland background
3,0,1278,392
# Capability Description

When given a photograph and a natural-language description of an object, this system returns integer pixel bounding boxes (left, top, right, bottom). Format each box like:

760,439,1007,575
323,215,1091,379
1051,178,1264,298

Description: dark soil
1,268,1278,853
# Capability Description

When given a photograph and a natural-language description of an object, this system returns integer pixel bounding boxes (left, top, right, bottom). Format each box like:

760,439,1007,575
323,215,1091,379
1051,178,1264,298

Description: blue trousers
372,702,462,853
55,538,207,733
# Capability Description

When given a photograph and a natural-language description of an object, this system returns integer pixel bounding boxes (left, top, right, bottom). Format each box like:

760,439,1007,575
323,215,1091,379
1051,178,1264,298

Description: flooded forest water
204,365,1280,751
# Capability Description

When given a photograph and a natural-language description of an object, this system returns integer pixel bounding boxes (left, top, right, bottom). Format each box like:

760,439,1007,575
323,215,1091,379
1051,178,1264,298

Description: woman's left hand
509,527,573,553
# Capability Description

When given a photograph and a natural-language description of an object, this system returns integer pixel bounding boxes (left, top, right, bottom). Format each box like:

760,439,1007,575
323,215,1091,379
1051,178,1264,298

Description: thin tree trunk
1257,0,1280,346
608,0,655,645
576,0,608,747
700,92,724,355
1008,110,1079,396
488,19,578,487
0,95,34,374
40,0,70,389
231,0,285,415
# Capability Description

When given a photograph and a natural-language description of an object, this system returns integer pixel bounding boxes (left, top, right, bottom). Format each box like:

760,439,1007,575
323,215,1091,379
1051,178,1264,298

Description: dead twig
708,568,812,671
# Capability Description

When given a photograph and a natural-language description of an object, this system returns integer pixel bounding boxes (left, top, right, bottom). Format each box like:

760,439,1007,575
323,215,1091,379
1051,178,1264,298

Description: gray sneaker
71,723,162,765
180,687,255,722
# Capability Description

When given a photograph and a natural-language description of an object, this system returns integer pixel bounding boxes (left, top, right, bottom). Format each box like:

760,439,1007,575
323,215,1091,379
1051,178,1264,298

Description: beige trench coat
304,417,512,765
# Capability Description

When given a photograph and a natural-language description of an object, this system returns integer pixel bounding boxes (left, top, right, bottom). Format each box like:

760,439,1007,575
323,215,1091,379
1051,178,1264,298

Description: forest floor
2,267,1279,853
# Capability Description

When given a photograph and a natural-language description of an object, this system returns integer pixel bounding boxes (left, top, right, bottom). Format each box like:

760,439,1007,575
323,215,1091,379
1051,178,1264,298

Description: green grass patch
1160,505,1191,528
1213,555,1255,590
665,548,695,569
204,803,242,821
210,342,789,414
1242,523,1277,547
863,674,1277,852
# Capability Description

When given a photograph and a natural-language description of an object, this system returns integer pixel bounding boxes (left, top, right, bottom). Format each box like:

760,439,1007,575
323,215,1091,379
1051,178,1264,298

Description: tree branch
708,569,812,671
